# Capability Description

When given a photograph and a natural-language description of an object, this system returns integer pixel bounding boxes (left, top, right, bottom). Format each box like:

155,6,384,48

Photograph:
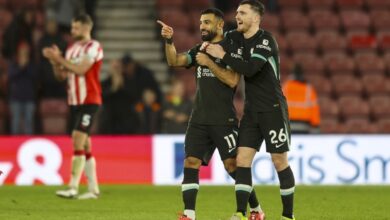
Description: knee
184,157,202,169
236,152,252,167
271,153,289,171
223,158,236,173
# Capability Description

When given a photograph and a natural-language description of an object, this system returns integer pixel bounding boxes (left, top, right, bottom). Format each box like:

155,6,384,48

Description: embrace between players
158,1,296,220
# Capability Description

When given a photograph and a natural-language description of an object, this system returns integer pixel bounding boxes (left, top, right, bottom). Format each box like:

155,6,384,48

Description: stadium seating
307,75,332,96
39,99,68,135
365,0,390,9
156,0,184,9
305,0,335,10
332,75,363,95
293,53,325,74
344,118,377,133
278,0,305,9
316,31,347,53
286,32,317,53
370,9,390,32
320,117,343,133
348,34,377,52
309,9,341,32
324,53,356,75
335,0,364,9
319,96,339,118
362,75,390,95
281,10,311,31
377,118,390,133
340,10,371,32
355,52,385,75
338,95,370,119
369,95,390,120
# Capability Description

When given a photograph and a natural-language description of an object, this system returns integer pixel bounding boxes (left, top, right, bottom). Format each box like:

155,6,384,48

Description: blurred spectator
121,53,162,104
99,59,140,134
135,89,162,134
282,64,320,134
8,42,37,135
2,8,35,61
44,0,84,35
161,79,192,134
99,54,162,134
37,18,67,98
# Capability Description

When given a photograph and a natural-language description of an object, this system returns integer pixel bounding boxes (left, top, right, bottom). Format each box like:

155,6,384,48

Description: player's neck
243,26,259,39
78,35,91,44
210,34,223,43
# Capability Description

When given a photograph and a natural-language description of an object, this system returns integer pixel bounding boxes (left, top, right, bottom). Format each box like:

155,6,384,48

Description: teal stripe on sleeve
251,53,267,62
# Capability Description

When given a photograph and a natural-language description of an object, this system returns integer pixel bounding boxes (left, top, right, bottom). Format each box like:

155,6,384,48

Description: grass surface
0,185,389,220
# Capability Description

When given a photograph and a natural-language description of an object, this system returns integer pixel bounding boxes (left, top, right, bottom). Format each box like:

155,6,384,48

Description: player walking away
42,14,102,200
203,1,296,220
158,8,264,220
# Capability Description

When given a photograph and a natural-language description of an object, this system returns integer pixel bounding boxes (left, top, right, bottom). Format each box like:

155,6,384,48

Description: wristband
165,38,173,44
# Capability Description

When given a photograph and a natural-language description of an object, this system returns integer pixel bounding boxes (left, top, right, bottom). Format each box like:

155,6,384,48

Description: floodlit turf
0,185,389,220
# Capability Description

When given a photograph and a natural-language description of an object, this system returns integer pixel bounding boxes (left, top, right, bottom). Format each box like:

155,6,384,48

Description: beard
201,30,217,42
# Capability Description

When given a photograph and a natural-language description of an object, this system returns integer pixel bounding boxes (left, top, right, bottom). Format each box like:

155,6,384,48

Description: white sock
85,157,99,194
184,209,195,220
250,205,263,213
69,155,86,190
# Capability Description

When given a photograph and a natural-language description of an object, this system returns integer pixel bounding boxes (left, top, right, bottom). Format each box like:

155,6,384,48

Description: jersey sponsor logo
230,52,243,59
256,44,272,51
196,66,215,78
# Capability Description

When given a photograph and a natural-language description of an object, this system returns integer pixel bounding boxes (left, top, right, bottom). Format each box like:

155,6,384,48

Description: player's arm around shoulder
196,50,240,88
157,20,191,67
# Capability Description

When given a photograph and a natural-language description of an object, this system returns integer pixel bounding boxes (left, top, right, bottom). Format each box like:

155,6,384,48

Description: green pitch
0,185,388,220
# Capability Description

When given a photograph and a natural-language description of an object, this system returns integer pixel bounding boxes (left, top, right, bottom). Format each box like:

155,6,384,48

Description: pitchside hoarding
153,135,390,185
0,135,389,185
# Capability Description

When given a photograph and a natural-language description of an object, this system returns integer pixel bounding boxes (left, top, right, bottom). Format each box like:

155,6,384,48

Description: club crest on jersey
263,39,269,45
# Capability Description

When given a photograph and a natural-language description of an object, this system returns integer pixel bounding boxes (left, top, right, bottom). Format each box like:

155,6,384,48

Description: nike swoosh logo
275,143,284,148
233,130,238,136
228,147,237,153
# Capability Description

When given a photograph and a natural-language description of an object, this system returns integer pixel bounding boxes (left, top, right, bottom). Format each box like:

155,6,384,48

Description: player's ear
218,19,224,30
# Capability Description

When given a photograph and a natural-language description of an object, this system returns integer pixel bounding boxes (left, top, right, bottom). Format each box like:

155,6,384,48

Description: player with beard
158,8,264,220
42,14,102,200
202,1,296,219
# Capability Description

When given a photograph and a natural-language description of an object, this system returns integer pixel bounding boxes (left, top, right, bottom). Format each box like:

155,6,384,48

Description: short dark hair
201,8,224,19
72,14,93,26
239,0,265,17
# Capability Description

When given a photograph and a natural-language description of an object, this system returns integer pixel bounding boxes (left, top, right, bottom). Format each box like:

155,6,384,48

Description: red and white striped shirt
65,40,103,106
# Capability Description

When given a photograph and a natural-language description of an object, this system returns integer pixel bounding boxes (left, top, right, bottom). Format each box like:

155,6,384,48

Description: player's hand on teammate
204,43,226,59
157,20,174,39
196,52,212,67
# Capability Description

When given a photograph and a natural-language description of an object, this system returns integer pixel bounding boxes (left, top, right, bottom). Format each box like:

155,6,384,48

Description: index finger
157,20,168,27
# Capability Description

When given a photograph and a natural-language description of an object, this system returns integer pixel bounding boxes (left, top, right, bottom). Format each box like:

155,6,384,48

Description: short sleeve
85,41,103,62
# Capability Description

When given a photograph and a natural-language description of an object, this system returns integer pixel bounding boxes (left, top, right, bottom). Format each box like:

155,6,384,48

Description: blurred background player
42,14,102,200
158,7,263,220
282,64,320,134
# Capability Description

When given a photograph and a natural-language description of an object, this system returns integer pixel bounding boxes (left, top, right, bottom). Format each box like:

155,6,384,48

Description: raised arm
196,52,240,88
157,20,189,67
